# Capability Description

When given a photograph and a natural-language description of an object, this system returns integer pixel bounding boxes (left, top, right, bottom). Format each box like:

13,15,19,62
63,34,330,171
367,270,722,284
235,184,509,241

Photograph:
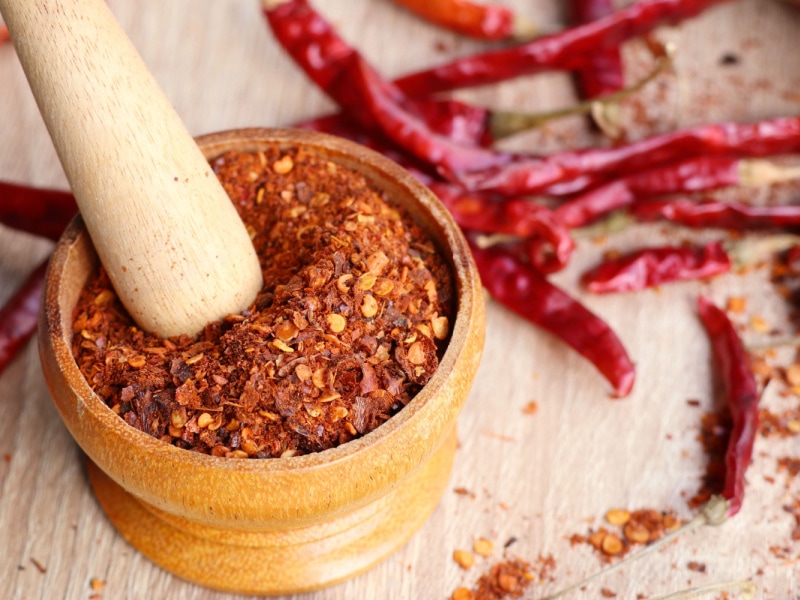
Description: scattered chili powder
71,147,454,458
471,558,535,599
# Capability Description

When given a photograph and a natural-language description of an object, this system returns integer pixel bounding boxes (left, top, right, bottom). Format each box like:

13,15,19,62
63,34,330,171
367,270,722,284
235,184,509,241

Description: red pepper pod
554,156,743,229
470,242,635,397
394,0,732,96
582,241,731,294
633,197,800,230
696,296,760,517
0,260,47,378
390,0,523,41
571,0,624,99
0,181,77,240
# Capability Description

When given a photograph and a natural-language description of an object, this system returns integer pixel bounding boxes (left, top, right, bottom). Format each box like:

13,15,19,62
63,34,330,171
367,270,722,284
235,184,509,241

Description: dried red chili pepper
0,181,77,240
389,0,536,41
571,0,624,100
697,295,760,517
632,197,800,230
554,157,800,229
429,182,575,272
469,242,635,397
460,116,800,196
582,241,731,294
393,0,731,96
268,3,800,197
0,260,47,378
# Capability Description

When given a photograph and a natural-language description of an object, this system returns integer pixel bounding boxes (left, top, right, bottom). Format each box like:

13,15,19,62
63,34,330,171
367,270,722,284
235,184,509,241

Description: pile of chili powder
71,147,454,458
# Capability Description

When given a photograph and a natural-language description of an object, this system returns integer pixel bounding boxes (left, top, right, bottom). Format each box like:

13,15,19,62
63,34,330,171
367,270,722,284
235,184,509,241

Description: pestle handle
0,0,263,338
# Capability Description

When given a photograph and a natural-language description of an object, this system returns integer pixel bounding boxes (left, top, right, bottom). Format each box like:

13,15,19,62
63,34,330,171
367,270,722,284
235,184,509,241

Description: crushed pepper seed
71,148,454,458
454,549,476,570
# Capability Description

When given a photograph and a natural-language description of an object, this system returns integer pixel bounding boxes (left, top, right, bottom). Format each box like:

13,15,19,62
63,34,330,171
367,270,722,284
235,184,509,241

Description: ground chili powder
71,146,454,458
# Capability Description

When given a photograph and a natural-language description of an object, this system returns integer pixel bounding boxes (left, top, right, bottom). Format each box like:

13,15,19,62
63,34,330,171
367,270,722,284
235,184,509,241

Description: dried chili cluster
71,147,454,458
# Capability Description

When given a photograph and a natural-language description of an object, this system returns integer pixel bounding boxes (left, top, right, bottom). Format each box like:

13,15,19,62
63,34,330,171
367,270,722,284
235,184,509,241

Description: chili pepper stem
646,580,757,600
723,233,800,271
488,42,674,141
539,496,729,600
738,159,800,186
571,211,636,240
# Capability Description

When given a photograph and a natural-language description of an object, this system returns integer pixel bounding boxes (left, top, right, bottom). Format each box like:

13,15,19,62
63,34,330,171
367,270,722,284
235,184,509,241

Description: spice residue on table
71,147,454,458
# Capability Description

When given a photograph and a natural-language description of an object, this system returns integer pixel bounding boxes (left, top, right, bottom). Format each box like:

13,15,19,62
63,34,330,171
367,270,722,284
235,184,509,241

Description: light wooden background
2,1,800,598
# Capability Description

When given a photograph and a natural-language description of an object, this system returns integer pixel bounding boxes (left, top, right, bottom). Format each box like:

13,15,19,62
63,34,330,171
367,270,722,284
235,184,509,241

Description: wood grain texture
2,1,800,599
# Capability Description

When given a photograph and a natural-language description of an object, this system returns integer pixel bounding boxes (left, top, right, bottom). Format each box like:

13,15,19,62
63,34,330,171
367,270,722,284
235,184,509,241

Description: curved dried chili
469,242,635,397
697,296,760,516
0,260,47,378
582,241,731,294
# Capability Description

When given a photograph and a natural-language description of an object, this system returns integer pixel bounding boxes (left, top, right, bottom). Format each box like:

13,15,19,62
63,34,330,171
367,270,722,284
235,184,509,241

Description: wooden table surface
2,1,800,598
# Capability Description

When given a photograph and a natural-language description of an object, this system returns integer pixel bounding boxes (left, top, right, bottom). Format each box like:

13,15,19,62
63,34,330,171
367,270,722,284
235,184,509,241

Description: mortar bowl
38,128,485,595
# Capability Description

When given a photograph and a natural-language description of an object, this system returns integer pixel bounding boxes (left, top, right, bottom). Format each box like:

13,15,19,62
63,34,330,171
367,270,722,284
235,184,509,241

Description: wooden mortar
39,128,486,595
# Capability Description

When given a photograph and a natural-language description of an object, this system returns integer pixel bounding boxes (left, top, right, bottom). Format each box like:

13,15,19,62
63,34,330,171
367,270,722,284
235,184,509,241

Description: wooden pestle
0,0,263,338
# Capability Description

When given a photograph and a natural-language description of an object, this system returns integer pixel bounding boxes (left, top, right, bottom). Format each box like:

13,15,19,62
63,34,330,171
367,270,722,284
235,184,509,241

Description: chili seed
327,313,347,333
276,321,300,341
280,448,298,458
185,352,204,365
605,508,631,526
361,294,379,318
197,413,214,429
127,355,146,368
373,278,395,296
452,588,473,600
272,155,294,174
93,290,114,305
312,367,327,389
345,421,357,436
407,341,426,365
230,450,249,459
358,272,377,291
473,538,494,557
170,409,186,429
453,549,475,570
336,273,353,292
623,522,650,544
272,339,294,353
601,534,624,555
319,392,341,403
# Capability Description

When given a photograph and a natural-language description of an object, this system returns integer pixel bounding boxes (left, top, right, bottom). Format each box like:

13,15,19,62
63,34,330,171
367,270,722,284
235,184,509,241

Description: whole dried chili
570,0,624,100
265,0,509,174
469,242,635,397
697,295,760,516
72,146,454,458
459,115,800,196
0,260,47,378
428,182,575,273
581,241,731,294
632,197,800,230
0,181,77,240
269,4,800,197
553,156,800,229
389,0,536,41
393,0,731,96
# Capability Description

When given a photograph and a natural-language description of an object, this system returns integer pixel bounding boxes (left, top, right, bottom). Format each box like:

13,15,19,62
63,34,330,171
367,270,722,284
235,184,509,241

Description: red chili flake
687,561,707,572
30,558,47,574
71,148,454,458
